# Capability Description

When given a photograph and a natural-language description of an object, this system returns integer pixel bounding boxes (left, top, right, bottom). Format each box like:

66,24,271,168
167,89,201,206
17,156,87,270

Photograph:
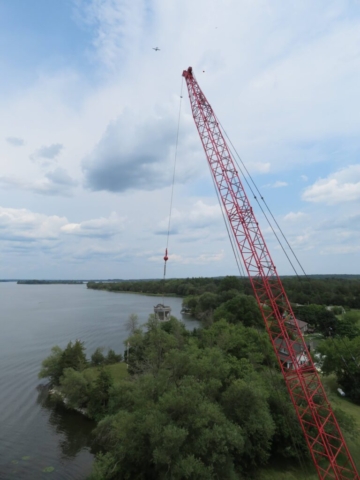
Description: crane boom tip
182,66,193,78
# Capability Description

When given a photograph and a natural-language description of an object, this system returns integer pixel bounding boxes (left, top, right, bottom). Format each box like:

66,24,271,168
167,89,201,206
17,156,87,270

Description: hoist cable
190,71,245,278
165,77,184,254
161,77,184,304
222,128,300,277
208,163,246,278
219,119,300,278
216,116,307,278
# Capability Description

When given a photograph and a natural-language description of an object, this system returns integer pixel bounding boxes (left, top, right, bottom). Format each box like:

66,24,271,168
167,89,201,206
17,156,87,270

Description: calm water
0,283,198,479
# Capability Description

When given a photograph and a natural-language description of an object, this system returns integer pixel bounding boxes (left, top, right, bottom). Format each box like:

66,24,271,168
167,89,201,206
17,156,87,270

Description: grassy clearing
257,465,317,480
89,288,180,298
335,308,360,323
258,376,360,479
352,309,360,328
322,374,360,472
84,362,128,387
106,362,129,385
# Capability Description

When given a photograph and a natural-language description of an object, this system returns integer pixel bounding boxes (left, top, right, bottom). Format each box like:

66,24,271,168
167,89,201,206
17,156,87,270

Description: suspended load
153,303,171,322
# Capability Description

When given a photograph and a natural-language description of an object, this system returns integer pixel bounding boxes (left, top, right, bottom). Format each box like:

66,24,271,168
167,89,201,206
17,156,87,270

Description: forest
39,275,360,479
87,275,360,308
18,280,84,284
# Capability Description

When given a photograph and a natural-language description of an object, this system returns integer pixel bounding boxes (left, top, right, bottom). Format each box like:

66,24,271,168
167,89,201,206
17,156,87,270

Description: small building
285,316,309,335
154,303,171,322
274,338,309,370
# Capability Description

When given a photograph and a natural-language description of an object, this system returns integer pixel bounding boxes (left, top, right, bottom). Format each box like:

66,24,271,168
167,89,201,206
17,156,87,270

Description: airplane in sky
152,47,160,51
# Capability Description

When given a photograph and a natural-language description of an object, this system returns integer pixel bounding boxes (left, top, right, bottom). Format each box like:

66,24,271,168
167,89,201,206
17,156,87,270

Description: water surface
0,283,198,479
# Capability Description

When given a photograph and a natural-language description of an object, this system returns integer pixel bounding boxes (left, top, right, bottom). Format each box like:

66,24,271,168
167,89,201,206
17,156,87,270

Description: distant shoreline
88,287,180,298
17,280,84,285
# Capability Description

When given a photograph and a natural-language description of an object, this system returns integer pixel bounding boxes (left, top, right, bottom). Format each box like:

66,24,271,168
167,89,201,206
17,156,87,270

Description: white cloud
148,250,224,265
274,181,288,188
30,143,63,163
198,251,225,263
283,212,307,222
155,200,222,235
320,245,360,255
0,207,125,247
0,206,67,242
61,212,125,237
265,180,288,188
72,245,127,260
0,167,77,197
303,164,360,204
82,108,200,192
1,0,360,277
249,162,271,174
74,0,149,69
6,137,25,147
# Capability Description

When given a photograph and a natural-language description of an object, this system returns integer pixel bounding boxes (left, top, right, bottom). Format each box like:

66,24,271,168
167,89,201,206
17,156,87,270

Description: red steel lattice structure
182,66,359,480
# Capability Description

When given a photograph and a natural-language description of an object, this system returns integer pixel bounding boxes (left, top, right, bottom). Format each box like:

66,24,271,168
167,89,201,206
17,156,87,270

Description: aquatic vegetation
43,466,55,473
21,456,31,460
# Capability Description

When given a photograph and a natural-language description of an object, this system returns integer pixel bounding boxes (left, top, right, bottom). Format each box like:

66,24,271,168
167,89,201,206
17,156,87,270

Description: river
0,282,198,479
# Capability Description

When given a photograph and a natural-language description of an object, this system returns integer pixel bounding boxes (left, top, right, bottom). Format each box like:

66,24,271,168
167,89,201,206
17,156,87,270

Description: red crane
182,66,359,480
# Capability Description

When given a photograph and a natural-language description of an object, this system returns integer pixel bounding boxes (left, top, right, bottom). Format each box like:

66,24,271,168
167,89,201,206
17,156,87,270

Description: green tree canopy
88,318,317,479
105,349,122,365
38,345,63,385
317,337,360,404
91,347,106,367
214,294,263,328
60,368,91,409
60,340,87,372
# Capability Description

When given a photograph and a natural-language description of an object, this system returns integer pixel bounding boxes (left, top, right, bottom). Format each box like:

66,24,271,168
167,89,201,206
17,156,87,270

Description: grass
257,464,317,480
106,363,129,385
89,287,180,298
258,375,360,479
84,362,128,387
352,309,360,328
322,374,360,472
335,308,360,323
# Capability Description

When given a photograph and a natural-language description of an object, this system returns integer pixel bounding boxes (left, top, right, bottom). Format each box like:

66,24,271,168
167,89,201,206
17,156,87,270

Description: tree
342,310,360,325
91,347,106,367
90,318,278,478
293,305,338,336
60,368,91,409
105,349,122,365
182,295,199,313
199,319,274,366
331,306,343,315
198,292,220,312
218,275,242,292
317,336,360,404
60,340,87,372
38,345,64,385
336,317,360,339
88,368,114,420
214,294,262,328
39,340,87,386
125,313,139,334
88,315,357,479
221,377,275,468
92,376,244,480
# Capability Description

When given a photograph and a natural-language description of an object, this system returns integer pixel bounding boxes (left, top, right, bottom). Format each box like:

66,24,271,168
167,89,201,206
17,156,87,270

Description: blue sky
0,1,94,91
0,0,360,279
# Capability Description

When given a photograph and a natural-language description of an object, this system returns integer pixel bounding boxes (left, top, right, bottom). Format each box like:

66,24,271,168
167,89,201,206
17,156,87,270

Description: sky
1,0,360,279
